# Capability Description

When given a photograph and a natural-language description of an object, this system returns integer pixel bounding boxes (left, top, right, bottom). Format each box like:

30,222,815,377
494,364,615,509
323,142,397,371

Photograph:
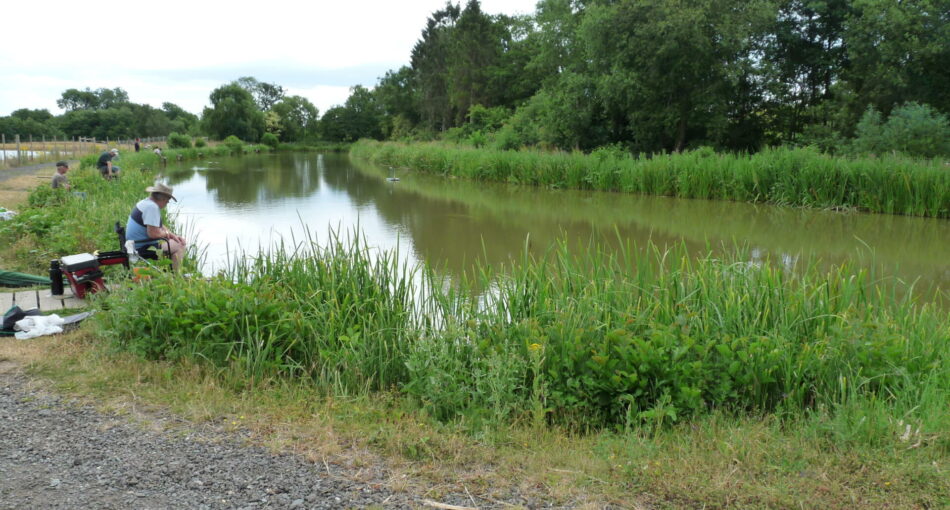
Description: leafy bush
167,132,192,149
853,102,950,158
261,132,279,149
223,135,245,153
193,137,207,148
467,130,487,148
467,105,510,133
492,103,542,151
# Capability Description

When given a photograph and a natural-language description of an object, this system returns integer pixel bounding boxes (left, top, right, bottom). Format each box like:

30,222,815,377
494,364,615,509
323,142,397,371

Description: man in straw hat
125,182,186,271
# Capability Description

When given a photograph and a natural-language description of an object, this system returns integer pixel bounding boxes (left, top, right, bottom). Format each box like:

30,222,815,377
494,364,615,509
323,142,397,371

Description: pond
164,152,949,302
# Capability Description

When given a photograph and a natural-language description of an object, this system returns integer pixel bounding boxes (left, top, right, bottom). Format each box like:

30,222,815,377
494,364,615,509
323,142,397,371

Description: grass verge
2,332,945,508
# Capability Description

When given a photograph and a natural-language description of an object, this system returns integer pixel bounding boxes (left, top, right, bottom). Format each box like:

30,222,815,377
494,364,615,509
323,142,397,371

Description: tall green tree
841,0,950,119
411,2,462,131
374,66,421,131
202,83,265,142
162,102,200,135
236,76,286,111
271,95,319,142
762,0,853,140
320,86,384,142
579,0,775,152
446,0,505,124
56,87,129,111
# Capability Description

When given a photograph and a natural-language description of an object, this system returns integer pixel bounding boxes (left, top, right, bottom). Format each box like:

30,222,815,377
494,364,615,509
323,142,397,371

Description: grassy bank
91,234,949,433
0,143,272,273
2,147,947,507
351,141,950,218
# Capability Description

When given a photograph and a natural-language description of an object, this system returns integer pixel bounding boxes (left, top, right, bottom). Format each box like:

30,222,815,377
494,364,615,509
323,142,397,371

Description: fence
0,135,167,170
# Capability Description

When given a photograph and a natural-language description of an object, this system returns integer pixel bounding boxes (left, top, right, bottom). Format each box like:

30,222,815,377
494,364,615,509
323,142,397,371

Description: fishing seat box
60,253,104,299
61,253,99,272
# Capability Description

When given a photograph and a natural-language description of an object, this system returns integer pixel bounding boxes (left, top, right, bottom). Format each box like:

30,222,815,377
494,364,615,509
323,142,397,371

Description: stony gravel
0,363,542,509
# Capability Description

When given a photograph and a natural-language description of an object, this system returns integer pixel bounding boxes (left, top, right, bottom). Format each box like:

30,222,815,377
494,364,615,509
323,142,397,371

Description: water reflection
168,152,949,301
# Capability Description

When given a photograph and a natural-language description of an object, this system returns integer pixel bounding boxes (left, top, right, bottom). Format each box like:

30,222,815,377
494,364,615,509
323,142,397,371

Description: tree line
3,0,947,157
333,0,949,156
0,78,320,145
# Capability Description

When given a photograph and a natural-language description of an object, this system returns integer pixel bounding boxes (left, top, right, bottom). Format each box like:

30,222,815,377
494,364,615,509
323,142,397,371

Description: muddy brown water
163,152,949,303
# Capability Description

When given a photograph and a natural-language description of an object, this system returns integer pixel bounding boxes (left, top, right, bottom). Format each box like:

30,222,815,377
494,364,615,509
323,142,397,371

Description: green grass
90,230,949,443
351,141,950,218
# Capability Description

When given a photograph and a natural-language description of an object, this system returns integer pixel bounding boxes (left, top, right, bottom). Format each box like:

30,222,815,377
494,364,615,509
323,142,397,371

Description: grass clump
351,140,950,218
93,230,949,443
96,230,418,393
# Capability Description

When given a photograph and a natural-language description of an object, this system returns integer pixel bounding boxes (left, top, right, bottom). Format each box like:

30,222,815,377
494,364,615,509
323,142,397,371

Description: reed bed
351,141,950,218
94,232,949,437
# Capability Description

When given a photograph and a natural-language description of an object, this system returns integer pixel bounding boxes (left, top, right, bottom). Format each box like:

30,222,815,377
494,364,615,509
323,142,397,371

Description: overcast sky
0,0,539,117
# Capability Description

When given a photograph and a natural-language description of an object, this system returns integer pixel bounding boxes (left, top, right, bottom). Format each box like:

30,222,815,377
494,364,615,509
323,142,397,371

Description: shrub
261,132,279,149
468,130,487,148
467,105,510,133
167,132,191,149
193,137,207,148
223,135,244,153
853,102,950,158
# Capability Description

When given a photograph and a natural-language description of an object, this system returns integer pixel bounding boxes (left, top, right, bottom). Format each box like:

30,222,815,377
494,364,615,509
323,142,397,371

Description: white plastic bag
14,314,65,340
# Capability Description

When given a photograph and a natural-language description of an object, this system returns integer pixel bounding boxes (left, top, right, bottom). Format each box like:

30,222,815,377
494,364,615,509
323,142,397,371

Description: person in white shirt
124,183,186,271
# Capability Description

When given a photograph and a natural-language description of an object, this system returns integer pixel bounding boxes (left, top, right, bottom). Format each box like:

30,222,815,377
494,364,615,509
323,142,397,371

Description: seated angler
125,183,187,271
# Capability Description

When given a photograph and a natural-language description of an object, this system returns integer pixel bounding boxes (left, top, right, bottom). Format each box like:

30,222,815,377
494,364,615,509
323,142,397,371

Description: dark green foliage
0,109,62,139
162,102,200,135
842,0,950,121
271,96,319,142
223,135,245,153
0,90,197,140
853,102,950,158
166,132,192,149
193,137,207,148
319,86,384,142
235,76,286,111
261,132,279,149
56,87,129,111
202,83,265,142
346,0,949,155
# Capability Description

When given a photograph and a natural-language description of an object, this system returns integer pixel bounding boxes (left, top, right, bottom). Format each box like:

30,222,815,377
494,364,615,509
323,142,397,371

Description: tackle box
60,253,99,272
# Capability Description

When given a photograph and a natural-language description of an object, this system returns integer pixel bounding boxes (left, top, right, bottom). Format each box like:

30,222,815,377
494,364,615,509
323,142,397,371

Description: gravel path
0,362,433,509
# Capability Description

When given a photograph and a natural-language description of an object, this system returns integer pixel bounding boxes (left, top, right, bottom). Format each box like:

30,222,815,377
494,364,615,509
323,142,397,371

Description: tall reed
351,141,950,218
94,230,949,437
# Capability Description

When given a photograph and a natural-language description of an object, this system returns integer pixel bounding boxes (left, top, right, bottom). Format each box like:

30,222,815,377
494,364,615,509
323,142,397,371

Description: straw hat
145,182,177,201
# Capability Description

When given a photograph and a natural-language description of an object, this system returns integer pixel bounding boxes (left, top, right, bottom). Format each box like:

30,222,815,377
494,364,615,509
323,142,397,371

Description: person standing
134,138,141,152
51,161,70,189
125,183,187,271
97,148,121,179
